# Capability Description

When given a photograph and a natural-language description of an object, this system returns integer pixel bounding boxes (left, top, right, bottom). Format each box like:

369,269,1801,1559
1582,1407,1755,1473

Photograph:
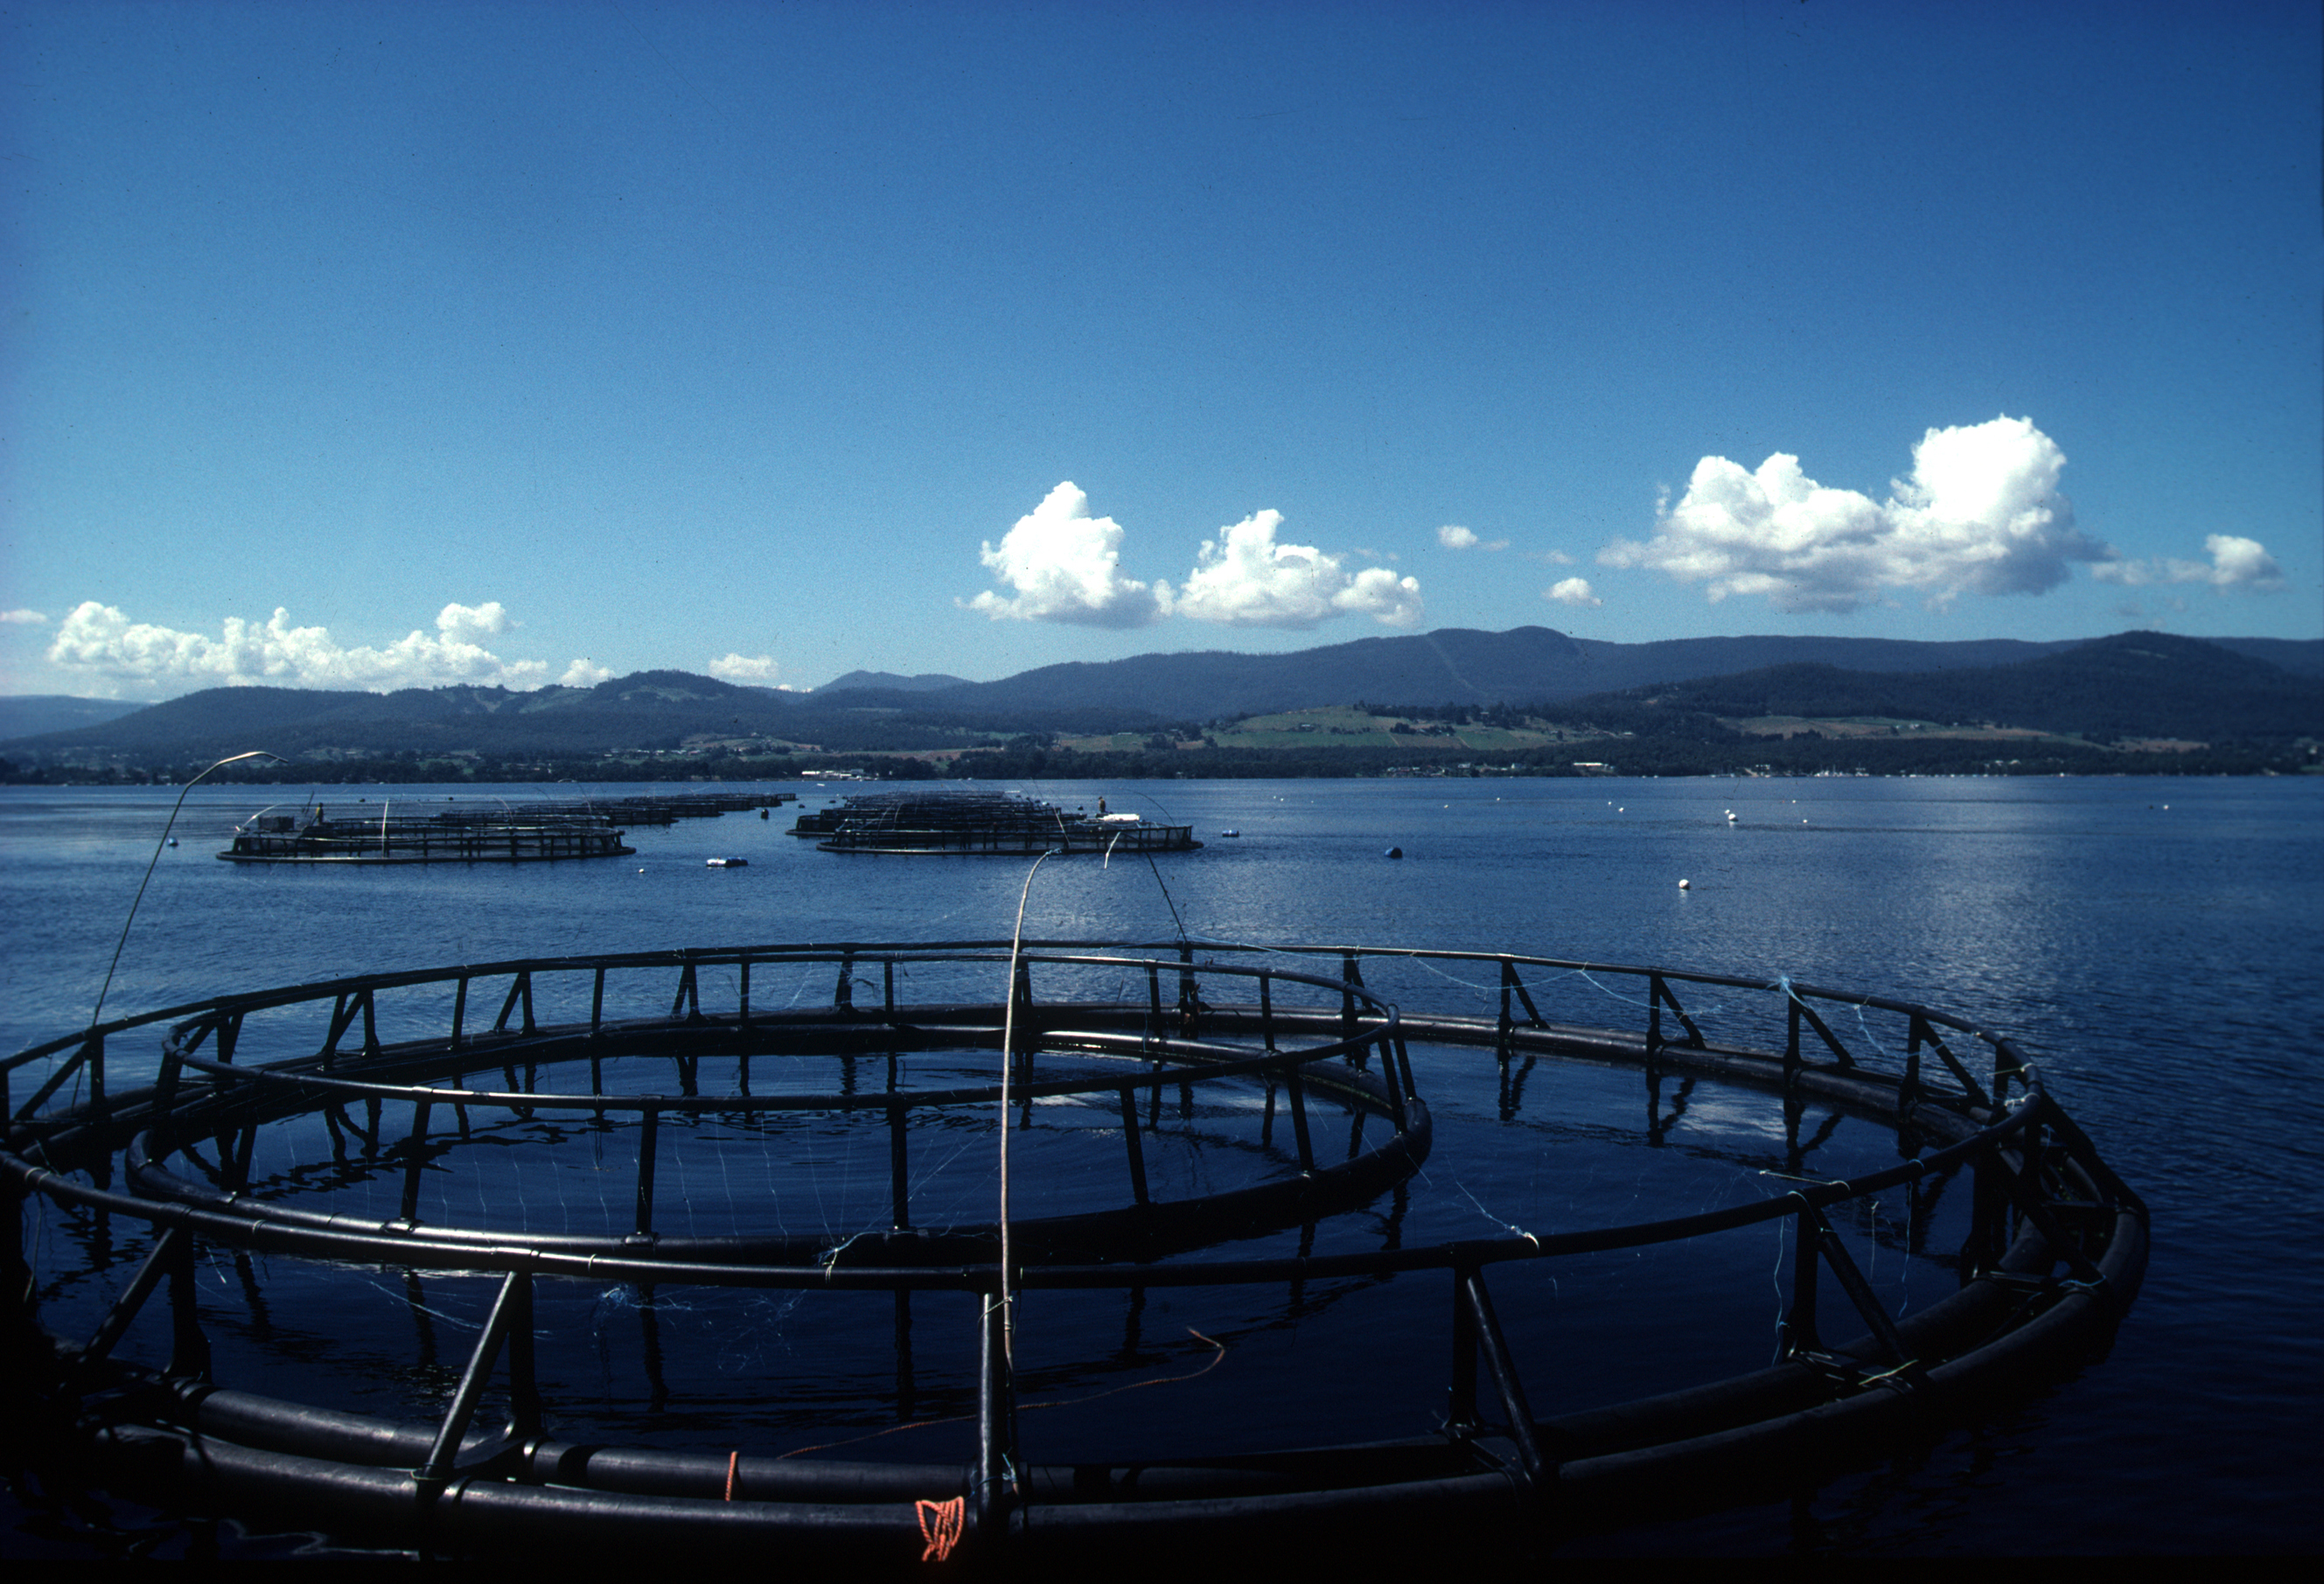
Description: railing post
1012,958,1035,1060
1799,1203,1916,1372
506,1270,541,1444
151,1041,186,1158
1379,1033,1410,1134
1448,1262,1479,1436
1119,1087,1149,1205
1783,1198,1821,1355
494,977,527,1035
227,1122,259,1190
398,1098,435,1224
888,1098,912,1231
417,1268,537,1489
1461,1267,1552,1506
1963,1144,2008,1279
166,1228,210,1382
632,1103,662,1239
81,1223,189,1367
1285,1067,1316,1174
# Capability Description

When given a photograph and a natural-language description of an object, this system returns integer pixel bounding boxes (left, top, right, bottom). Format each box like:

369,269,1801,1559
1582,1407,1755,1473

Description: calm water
3,775,2318,1555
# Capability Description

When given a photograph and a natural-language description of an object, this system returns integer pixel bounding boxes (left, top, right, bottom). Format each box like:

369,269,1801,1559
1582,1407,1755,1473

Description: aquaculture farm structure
2,939,2145,1563
218,792,793,864
793,792,1201,855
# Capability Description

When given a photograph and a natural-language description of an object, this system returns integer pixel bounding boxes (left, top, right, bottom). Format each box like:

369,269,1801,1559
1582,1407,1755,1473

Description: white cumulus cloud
1438,525,1507,552
43,600,574,694
708,652,783,682
965,482,1169,627
1546,577,1602,608
3,609,47,625
561,659,615,687
1601,416,2111,612
1175,511,1423,628
2093,533,2286,591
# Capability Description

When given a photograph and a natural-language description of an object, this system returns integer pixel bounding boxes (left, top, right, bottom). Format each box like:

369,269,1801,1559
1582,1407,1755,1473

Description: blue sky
4,0,2318,700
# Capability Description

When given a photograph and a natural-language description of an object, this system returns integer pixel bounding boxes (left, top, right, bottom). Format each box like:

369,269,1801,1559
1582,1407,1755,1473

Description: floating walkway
1,940,2145,1562
795,791,1200,855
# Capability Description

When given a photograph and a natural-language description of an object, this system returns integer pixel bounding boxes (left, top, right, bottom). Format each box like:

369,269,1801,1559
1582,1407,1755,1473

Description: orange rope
916,1496,964,1561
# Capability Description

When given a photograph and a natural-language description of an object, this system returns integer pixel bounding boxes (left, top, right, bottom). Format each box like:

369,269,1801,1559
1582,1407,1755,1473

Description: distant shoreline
5,740,2316,788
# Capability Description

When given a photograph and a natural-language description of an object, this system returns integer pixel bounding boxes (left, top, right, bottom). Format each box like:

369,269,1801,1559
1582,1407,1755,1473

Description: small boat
1218,829,1240,838
706,856,749,868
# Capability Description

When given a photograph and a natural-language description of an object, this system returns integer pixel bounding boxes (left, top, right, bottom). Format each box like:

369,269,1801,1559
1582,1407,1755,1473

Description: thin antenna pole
997,847,1058,1368
87,750,287,1034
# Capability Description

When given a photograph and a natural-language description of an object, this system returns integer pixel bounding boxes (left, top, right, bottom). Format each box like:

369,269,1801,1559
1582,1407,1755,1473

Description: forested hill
850,627,2322,719
891,628,2075,718
1566,632,2321,743
0,695,147,740
1,671,802,763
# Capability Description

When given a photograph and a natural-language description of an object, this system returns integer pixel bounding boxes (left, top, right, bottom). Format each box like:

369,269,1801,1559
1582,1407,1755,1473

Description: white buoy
1678,877,1691,890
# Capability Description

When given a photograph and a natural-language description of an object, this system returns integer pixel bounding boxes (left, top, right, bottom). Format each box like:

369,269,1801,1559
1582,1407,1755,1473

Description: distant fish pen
1,939,2145,1563
217,792,795,864
794,791,1201,855
423,792,795,828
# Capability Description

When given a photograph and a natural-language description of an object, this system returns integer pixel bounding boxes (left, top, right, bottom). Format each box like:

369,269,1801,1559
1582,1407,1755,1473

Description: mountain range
3,627,2317,768
818,627,2320,719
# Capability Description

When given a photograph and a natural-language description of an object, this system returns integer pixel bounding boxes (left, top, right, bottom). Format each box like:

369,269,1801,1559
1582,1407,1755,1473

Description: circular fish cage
2,940,2146,1565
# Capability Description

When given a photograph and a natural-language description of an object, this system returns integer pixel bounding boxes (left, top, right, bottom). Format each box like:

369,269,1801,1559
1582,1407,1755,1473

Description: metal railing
2,939,2146,1559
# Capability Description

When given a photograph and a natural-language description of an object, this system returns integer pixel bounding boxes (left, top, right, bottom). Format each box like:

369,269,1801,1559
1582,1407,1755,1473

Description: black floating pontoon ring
2,940,2145,1564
